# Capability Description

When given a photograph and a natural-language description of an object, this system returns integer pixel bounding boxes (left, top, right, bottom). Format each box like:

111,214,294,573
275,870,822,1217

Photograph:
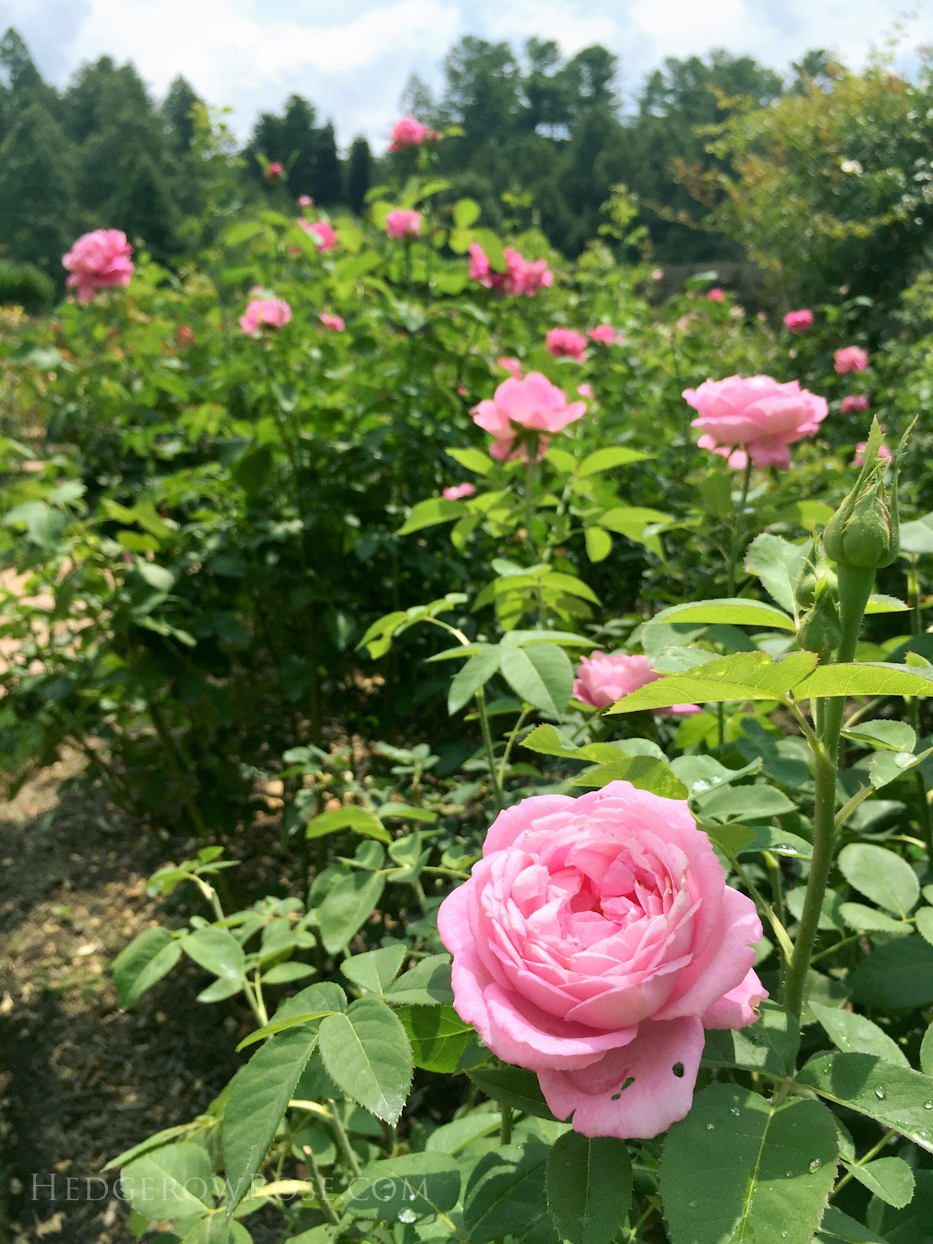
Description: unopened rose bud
263,161,284,186
797,578,842,661
823,422,899,570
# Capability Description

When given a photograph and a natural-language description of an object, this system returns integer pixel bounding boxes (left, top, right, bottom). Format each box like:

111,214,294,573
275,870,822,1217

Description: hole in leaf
610,1077,635,1101
672,1063,684,1078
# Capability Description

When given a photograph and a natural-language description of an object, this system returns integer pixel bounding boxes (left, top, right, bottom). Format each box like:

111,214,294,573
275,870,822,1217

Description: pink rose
834,346,869,373
577,383,594,398
497,357,523,376
239,298,292,334
472,372,585,462
442,482,476,500
588,325,621,344
651,268,664,281
264,161,284,185
783,309,814,331
545,327,588,360
854,441,891,467
301,219,338,251
684,374,828,470
177,325,195,345
438,782,766,1139
840,393,870,414
298,194,313,208
389,115,430,152
62,230,134,303
468,243,552,297
385,209,421,239
574,652,699,716
319,313,345,332
457,385,468,396
706,288,725,302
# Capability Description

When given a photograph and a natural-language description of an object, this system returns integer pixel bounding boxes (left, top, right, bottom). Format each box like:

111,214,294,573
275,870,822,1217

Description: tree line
0,24,835,303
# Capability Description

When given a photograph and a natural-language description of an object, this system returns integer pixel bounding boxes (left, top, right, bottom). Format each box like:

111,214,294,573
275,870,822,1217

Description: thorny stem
476,686,503,813
327,1099,361,1178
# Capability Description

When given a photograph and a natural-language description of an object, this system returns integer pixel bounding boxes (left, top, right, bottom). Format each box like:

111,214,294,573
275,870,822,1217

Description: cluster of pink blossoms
471,372,585,461
388,115,438,152
468,243,552,297
685,374,828,470
319,313,345,332
841,393,870,414
573,652,700,716
783,309,814,331
835,346,869,374
442,482,475,500
62,230,134,303
545,324,624,360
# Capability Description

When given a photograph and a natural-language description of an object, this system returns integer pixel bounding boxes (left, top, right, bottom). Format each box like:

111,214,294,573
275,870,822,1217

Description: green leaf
606,651,817,714
701,1000,800,1076
849,936,933,1009
865,594,910,614
919,907,933,946
545,1132,632,1244
693,781,796,821
181,928,246,980
225,220,264,246
810,1002,909,1067
463,1138,556,1244
222,1027,321,1212
845,1156,915,1208
399,1004,473,1072
316,870,386,955
197,977,244,1003
798,663,933,700
386,954,454,1006
102,1121,212,1172
499,643,574,716
571,755,689,800
318,998,413,1124
921,1021,933,1076
744,533,809,615
660,1084,838,1244
842,720,917,752
398,497,466,535
454,197,481,228
796,1052,933,1154
446,446,492,475
584,527,612,563
575,447,649,477
112,927,182,1009
839,844,920,917
122,1142,214,1221
346,1152,461,1221
448,646,502,715
649,597,797,631
899,512,933,555
817,1206,889,1243
341,944,408,996
426,1113,501,1153
305,806,390,845
839,902,912,936
467,1067,558,1122
261,962,315,985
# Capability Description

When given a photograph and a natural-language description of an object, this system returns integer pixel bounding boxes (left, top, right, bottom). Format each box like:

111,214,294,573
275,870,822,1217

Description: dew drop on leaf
729,1107,740,1116
809,1159,822,1171
924,1102,933,1110
706,1123,715,1130
875,1086,885,1099
399,1209,417,1224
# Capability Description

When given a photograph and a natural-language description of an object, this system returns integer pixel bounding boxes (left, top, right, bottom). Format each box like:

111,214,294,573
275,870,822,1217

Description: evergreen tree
0,101,76,275
313,121,343,205
347,136,372,215
162,75,201,151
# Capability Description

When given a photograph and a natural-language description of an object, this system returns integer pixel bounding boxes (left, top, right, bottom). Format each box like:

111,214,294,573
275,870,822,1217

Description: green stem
498,705,533,788
784,564,875,1018
726,459,753,597
499,1103,512,1145
476,687,503,813
327,1099,361,1178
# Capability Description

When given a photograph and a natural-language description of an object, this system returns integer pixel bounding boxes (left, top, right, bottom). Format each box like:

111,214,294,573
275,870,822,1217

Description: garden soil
0,755,285,1244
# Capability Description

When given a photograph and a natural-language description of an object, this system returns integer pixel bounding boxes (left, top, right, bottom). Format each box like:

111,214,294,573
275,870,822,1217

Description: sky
1,0,931,149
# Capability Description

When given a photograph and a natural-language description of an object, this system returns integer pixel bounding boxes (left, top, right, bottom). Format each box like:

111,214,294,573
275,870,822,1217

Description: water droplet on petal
399,1208,417,1224
809,1159,822,1172
875,1086,886,1100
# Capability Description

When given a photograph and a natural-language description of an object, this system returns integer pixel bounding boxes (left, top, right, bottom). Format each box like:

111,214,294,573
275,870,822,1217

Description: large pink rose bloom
546,327,588,360
389,115,433,151
239,298,292,334
385,209,421,239
574,652,699,716
783,309,813,331
684,374,828,470
834,346,869,373
62,229,134,303
471,372,585,461
438,783,766,1140
301,219,338,251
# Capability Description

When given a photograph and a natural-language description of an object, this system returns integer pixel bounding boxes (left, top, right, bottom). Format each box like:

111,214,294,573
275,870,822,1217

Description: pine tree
347,136,371,215
0,101,76,275
312,122,343,206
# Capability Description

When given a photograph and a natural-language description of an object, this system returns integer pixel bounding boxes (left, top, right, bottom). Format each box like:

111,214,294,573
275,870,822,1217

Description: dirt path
0,755,251,1244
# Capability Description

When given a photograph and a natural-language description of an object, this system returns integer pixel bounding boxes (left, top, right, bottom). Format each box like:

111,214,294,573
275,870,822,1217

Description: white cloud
628,0,749,58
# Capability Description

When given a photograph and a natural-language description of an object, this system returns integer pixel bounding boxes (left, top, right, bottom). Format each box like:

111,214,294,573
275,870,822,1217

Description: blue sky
1,0,930,148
